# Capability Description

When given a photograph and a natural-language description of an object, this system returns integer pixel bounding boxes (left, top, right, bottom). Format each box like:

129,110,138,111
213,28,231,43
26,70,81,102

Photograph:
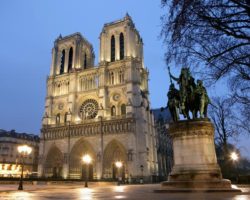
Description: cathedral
38,14,158,181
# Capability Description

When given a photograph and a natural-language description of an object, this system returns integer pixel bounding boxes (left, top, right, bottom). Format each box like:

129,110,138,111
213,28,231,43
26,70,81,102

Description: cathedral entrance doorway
103,140,127,180
81,163,94,181
44,146,63,178
52,166,62,178
112,163,125,181
69,139,96,179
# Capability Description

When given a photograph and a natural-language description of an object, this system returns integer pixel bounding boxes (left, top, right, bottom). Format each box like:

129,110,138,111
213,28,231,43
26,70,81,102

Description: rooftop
0,129,40,142
151,107,172,123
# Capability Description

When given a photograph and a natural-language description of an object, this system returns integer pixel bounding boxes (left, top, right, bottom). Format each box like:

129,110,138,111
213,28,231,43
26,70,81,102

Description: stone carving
42,117,135,140
167,67,210,121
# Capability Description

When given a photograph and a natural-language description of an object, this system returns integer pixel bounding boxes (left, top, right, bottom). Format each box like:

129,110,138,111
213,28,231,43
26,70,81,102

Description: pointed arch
121,104,126,115
111,105,116,116
44,145,63,178
119,33,124,60
56,114,60,125
69,138,96,179
111,35,115,62
68,47,73,72
119,69,124,83
84,53,87,69
103,140,127,179
64,112,68,124
60,50,65,74
109,71,114,85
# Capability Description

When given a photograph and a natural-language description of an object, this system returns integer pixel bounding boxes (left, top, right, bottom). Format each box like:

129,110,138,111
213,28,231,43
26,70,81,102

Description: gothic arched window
111,35,115,62
111,106,116,116
119,33,124,60
60,50,65,74
121,104,126,115
68,47,73,72
56,114,60,125
64,112,68,124
119,70,124,83
84,53,87,69
109,72,114,85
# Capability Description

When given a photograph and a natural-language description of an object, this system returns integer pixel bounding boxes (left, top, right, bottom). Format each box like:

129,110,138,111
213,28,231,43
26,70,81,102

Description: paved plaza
0,183,249,200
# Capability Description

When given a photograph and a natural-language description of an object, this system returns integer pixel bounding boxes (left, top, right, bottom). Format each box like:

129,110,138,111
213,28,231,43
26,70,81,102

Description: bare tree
208,96,239,177
161,0,250,111
209,97,238,149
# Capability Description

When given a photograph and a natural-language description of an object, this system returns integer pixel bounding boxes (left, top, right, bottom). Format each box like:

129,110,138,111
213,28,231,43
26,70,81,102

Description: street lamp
230,152,239,161
230,152,239,183
115,161,122,186
82,154,92,188
17,145,32,190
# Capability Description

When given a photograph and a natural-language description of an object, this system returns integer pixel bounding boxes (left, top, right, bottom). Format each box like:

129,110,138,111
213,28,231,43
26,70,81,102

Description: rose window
79,99,98,119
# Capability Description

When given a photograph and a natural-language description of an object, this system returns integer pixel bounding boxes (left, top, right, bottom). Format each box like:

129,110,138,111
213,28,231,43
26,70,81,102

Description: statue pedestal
158,119,240,192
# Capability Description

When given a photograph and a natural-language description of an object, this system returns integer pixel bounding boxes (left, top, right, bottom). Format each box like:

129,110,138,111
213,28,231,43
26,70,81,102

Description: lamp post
140,165,144,184
230,152,239,183
82,154,92,188
17,145,32,190
115,161,122,186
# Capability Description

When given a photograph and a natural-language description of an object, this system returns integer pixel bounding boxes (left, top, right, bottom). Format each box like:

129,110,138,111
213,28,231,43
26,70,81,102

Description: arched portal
69,139,96,180
44,145,63,178
103,140,127,180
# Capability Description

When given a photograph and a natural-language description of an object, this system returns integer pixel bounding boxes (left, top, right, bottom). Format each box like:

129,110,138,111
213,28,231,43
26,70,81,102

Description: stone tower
38,14,158,182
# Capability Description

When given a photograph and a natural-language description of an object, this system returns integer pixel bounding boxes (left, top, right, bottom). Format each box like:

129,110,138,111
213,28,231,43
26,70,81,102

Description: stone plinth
159,119,240,192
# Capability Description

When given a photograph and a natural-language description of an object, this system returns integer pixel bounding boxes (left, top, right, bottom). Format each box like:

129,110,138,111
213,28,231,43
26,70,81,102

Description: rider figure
167,83,180,122
195,80,210,117
169,68,192,114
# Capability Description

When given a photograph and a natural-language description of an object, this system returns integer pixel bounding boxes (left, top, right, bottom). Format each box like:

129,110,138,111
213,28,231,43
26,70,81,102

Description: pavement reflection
78,188,93,200
3,191,33,200
113,185,126,193
0,184,249,200
232,195,249,200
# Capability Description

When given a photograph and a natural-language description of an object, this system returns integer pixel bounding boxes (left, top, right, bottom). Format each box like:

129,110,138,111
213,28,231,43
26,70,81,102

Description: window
111,106,116,116
68,47,73,72
60,50,65,74
121,104,126,115
119,33,124,60
84,53,87,69
109,72,114,85
56,114,60,124
111,35,115,62
119,70,124,83
64,112,68,124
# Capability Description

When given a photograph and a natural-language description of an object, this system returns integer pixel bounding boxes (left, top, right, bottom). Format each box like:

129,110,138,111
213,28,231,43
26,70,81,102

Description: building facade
38,14,158,181
152,108,173,181
0,129,39,177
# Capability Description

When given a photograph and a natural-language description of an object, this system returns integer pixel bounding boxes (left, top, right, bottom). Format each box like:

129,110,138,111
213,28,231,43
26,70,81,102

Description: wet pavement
0,183,249,200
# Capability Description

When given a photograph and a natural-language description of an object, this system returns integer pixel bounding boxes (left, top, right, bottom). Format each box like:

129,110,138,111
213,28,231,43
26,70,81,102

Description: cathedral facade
38,15,158,181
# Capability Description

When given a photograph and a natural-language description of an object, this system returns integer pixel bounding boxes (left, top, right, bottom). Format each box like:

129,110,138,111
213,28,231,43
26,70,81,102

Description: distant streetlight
82,154,92,188
115,161,123,186
140,165,144,184
230,152,239,161
17,145,32,190
230,152,239,183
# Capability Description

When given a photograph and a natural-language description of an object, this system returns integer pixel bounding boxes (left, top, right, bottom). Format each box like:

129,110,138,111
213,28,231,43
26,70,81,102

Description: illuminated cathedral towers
38,14,158,181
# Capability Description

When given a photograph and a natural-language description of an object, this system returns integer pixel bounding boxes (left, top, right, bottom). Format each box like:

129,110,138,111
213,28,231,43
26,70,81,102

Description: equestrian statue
167,67,210,122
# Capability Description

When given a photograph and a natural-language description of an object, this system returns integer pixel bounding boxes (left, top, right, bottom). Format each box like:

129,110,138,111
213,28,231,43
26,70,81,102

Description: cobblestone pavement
0,183,249,200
